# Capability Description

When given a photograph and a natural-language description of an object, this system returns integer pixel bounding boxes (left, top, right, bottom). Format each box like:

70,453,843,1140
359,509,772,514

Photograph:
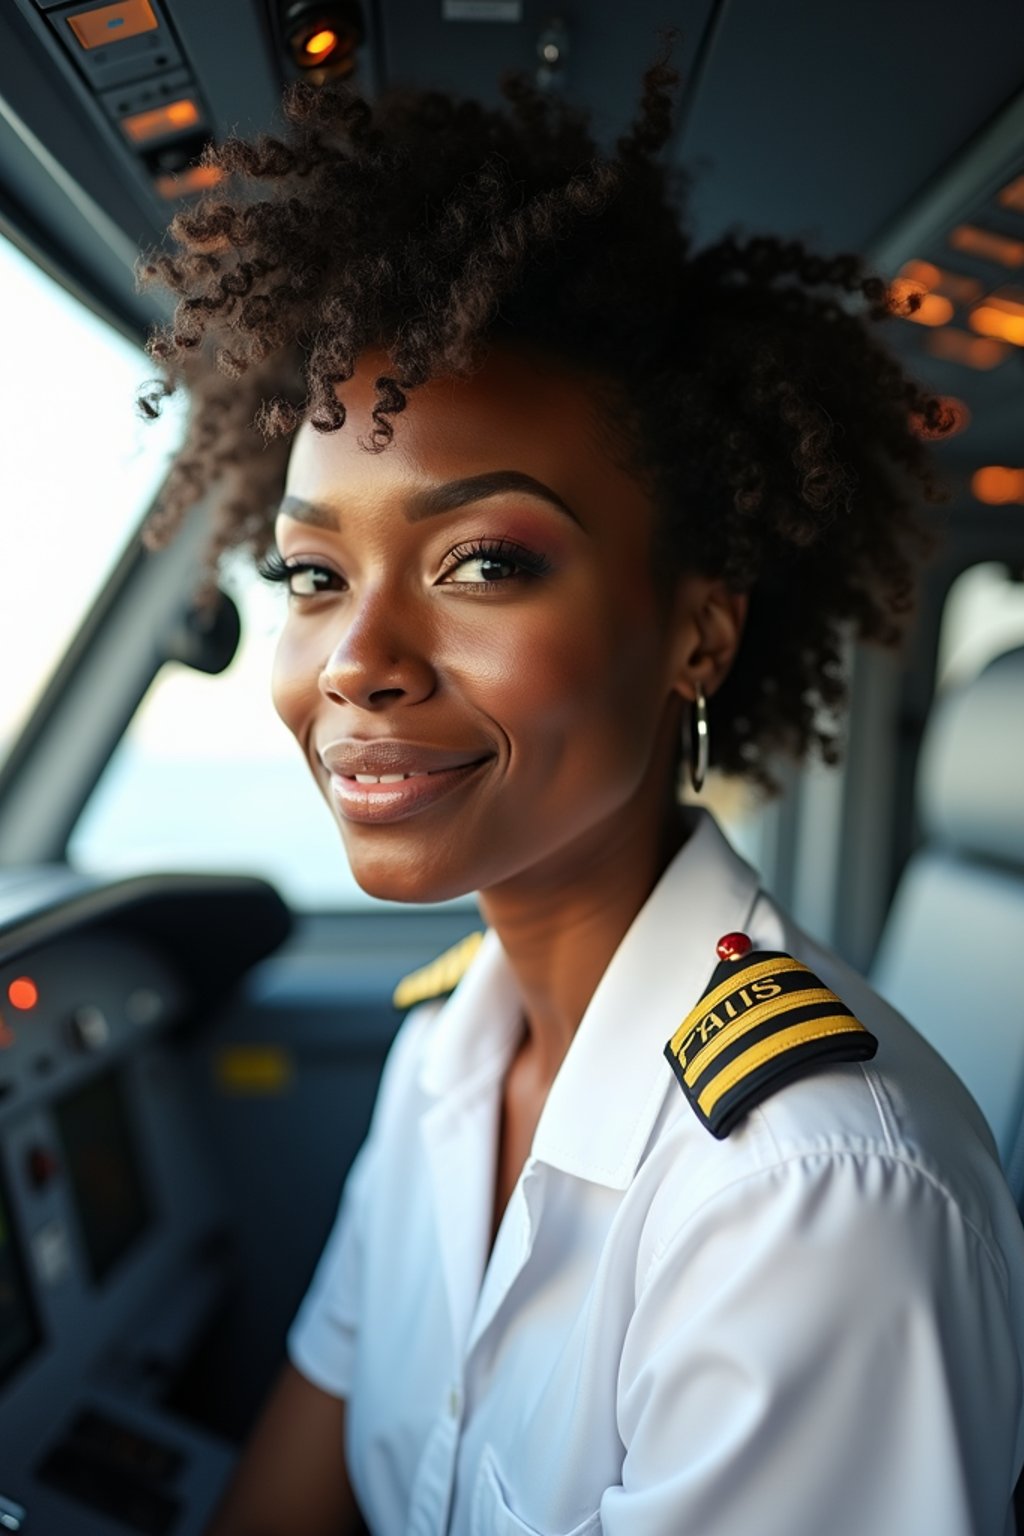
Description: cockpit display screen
54,1069,152,1284
0,1173,41,1388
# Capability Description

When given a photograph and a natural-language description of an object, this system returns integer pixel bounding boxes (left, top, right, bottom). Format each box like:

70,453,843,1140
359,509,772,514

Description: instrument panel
0,869,290,1535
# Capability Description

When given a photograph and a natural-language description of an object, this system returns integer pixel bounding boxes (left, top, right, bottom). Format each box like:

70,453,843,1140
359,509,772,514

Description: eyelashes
256,537,552,596
256,550,338,598
256,550,293,583
442,538,552,584
257,549,318,585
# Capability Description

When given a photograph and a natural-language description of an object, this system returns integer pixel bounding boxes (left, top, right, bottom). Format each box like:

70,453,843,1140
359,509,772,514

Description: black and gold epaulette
664,934,878,1139
392,931,485,1011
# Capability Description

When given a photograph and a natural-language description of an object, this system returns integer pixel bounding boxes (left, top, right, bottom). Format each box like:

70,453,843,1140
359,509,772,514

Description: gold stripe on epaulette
392,930,485,1010
668,955,806,1057
683,986,838,1086
664,946,879,1138
697,1015,864,1117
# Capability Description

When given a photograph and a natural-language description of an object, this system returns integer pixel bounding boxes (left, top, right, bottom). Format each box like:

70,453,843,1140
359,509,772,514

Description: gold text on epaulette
665,949,878,1138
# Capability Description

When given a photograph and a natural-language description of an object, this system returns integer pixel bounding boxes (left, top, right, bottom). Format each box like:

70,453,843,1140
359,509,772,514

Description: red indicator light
7,977,37,1010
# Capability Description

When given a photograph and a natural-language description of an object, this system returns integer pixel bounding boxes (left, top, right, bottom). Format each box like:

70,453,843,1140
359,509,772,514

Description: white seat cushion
871,848,1024,1194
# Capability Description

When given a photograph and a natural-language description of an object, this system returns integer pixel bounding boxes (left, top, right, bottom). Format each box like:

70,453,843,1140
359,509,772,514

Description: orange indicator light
122,98,200,145
894,288,953,326
899,259,940,289
889,277,952,325
304,27,339,58
949,225,1024,268
889,276,927,309
924,328,1010,370
66,0,158,50
972,466,1024,505
970,305,1024,346
898,260,982,306
7,977,37,1010
154,164,224,199
998,175,1024,214
968,291,1024,347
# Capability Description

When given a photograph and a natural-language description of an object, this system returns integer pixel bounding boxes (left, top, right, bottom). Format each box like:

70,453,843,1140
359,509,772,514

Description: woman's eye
285,564,337,597
256,552,341,597
442,541,550,586
448,554,520,583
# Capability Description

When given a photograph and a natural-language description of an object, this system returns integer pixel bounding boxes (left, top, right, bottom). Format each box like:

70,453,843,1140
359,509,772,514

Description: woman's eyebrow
407,471,581,525
276,471,581,529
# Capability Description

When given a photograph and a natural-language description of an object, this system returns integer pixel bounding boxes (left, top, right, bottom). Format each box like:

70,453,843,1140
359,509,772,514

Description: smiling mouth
350,770,454,784
327,757,491,824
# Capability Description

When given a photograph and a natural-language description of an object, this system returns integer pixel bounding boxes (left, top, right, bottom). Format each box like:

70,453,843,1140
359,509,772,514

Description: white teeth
352,772,424,784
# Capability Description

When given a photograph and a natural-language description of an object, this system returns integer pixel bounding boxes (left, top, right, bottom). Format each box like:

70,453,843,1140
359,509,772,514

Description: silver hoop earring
689,686,710,794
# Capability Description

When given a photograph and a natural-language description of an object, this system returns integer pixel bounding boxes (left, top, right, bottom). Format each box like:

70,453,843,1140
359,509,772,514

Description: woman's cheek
449,605,595,718
271,622,318,738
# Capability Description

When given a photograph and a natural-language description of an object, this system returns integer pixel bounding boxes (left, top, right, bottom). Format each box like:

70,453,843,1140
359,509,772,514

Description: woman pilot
137,50,1024,1536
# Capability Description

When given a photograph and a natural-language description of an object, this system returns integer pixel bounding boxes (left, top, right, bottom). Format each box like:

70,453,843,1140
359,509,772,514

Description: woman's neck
479,797,690,1088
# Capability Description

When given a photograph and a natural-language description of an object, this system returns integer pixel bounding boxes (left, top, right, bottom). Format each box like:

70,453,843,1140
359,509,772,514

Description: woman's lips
317,739,493,824
328,759,490,824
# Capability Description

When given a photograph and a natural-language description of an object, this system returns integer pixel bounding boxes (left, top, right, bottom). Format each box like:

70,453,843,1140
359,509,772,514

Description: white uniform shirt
288,809,1024,1536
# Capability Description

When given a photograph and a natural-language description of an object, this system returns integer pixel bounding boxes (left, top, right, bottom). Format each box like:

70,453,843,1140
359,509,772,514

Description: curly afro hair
136,43,952,789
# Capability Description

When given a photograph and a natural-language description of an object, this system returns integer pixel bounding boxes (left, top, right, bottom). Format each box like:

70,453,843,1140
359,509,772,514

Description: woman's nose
318,590,437,711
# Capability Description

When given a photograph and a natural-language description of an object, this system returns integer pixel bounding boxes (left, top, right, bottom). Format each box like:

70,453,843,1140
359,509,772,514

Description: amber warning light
304,27,339,58
122,98,200,145
284,3,363,76
972,467,1024,505
7,977,38,1010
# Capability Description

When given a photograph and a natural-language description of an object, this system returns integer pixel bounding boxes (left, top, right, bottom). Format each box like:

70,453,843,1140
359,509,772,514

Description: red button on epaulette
716,932,752,962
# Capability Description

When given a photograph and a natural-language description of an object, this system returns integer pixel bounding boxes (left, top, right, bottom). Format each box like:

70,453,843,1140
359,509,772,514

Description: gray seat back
870,645,1024,1200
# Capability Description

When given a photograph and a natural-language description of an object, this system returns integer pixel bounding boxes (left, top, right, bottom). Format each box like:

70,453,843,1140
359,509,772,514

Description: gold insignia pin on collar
664,932,878,1138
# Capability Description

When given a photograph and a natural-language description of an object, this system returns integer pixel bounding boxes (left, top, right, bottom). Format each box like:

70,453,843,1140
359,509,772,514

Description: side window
0,232,180,763
936,562,1024,688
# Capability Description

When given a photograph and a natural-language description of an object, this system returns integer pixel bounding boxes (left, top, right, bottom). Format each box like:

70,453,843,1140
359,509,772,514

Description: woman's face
272,345,729,904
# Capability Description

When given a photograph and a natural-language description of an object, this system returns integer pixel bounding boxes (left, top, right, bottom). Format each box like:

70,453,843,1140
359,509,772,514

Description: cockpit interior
2,2,1024,1531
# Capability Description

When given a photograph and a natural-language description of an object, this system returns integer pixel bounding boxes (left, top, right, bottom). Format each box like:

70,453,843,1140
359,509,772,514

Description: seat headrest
919,645,1024,868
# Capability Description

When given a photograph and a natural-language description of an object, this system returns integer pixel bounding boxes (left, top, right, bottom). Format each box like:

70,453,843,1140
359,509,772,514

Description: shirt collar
533,808,761,1187
418,926,523,1099
419,808,761,1186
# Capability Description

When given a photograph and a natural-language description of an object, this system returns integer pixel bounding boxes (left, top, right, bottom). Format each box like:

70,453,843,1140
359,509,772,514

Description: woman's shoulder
640,894,1023,1292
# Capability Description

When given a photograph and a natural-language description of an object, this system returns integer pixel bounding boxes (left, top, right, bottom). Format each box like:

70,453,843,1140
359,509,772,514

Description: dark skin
207,343,746,1536
272,342,747,1245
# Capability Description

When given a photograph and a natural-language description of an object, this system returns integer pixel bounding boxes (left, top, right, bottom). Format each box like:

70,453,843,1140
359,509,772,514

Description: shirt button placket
407,1389,464,1536
436,1383,465,1536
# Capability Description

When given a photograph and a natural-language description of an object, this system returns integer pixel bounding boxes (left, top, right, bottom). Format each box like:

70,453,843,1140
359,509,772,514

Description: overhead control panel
24,0,214,201
9,0,377,216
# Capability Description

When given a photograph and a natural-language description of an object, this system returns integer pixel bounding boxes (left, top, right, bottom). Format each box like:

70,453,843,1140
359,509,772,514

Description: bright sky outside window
0,232,182,765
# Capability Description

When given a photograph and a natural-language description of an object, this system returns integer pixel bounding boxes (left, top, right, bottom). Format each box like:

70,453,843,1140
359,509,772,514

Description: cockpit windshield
0,230,181,769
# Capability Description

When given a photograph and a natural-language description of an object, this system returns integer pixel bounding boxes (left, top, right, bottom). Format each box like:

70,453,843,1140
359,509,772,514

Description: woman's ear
669,575,749,702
